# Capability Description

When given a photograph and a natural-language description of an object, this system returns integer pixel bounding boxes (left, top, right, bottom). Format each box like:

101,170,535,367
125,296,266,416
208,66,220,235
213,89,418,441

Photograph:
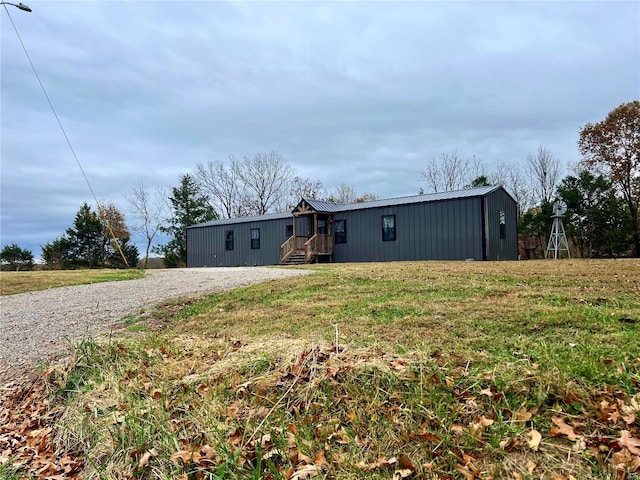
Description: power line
3,5,130,267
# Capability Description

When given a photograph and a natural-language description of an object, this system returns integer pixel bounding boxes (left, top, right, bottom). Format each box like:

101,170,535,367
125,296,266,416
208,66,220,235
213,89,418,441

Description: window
251,228,260,249
335,220,347,244
286,224,293,238
499,211,506,239
225,230,234,251
317,219,327,235
382,215,396,241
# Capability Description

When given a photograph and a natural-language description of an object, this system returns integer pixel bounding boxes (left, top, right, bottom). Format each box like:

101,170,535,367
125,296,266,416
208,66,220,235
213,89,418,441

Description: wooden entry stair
280,233,333,265
280,198,336,265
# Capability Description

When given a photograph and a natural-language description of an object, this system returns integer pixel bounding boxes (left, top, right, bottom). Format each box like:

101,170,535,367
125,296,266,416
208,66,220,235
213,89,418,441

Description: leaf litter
2,336,639,479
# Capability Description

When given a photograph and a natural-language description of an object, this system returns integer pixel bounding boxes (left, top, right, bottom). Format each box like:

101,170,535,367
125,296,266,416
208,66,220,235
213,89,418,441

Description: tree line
419,101,638,258
1,100,637,270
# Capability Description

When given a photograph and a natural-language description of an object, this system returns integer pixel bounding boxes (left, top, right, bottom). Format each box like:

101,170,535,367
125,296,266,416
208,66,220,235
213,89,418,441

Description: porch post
292,214,297,252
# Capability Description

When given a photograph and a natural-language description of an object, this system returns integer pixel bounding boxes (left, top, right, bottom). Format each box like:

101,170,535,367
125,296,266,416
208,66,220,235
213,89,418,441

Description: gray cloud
1,1,638,259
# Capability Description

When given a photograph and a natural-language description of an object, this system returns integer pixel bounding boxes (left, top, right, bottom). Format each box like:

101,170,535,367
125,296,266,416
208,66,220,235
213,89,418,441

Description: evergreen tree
519,201,554,258
157,174,217,267
0,243,34,271
65,203,104,268
107,239,139,268
42,203,138,269
557,171,631,257
41,237,72,269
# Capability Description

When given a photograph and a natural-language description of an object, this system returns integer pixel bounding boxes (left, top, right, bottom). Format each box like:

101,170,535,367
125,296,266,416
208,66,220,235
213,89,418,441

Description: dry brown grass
0,269,144,295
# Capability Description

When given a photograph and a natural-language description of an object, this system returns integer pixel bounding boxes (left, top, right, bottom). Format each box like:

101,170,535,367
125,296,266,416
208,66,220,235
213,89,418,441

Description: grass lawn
1,259,639,479
0,269,145,295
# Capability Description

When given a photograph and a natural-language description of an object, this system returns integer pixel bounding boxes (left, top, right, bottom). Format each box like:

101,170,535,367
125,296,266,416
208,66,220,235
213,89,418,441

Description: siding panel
187,187,517,266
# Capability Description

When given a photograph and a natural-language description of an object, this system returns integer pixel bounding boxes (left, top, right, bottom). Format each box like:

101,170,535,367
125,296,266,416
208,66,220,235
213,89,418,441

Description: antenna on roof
545,201,570,259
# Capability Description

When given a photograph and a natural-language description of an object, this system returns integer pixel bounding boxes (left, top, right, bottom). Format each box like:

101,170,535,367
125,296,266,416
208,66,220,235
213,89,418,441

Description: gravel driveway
0,267,310,385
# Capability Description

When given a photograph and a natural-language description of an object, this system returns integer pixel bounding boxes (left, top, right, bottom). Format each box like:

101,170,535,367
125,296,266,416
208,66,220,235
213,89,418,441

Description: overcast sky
1,1,638,260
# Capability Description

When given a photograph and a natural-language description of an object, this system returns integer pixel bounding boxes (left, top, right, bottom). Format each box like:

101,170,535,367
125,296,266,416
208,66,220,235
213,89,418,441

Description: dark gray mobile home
186,186,518,267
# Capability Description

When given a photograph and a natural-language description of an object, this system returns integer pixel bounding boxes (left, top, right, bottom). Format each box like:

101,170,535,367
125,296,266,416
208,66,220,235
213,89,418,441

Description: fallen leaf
354,456,398,470
514,405,535,423
526,430,542,451
550,416,581,441
393,468,414,479
398,453,415,471
478,415,494,426
611,449,633,469
326,365,340,377
619,430,640,456
170,449,200,464
451,424,464,435
621,405,637,425
499,437,521,451
198,445,218,466
138,448,157,469
228,428,243,447
526,460,536,473
313,450,329,468
422,461,434,470
289,464,322,480
284,466,295,480
416,431,441,443
456,464,475,480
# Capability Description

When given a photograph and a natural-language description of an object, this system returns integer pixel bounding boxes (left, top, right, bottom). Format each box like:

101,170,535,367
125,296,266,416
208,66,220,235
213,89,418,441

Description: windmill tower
546,201,570,259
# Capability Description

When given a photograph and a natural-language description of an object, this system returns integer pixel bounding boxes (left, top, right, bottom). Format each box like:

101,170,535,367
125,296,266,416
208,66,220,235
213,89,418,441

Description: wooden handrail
303,234,333,263
303,235,316,263
280,236,296,263
280,235,311,263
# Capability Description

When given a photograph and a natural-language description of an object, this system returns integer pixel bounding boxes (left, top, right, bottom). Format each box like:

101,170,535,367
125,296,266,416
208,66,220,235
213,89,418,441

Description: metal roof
187,186,502,229
330,185,501,212
188,211,291,229
300,198,346,213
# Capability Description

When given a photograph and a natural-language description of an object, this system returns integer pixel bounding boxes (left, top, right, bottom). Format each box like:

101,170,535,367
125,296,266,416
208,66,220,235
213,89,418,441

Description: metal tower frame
546,213,570,259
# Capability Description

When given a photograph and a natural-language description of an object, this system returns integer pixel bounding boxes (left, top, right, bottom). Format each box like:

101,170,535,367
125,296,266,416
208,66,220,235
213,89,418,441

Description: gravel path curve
0,267,310,385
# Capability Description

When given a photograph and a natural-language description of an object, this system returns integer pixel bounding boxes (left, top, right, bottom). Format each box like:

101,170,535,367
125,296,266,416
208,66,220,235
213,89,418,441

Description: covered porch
280,199,335,264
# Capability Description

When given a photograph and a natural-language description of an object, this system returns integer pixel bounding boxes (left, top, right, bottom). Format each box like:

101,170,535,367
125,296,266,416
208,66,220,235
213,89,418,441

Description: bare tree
238,151,295,215
421,152,473,192
354,192,378,203
328,184,357,203
125,182,168,268
527,145,561,205
492,160,534,220
288,176,326,209
196,157,246,219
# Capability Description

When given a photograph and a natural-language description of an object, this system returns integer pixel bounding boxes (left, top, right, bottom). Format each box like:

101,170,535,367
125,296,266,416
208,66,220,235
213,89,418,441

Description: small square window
335,220,347,244
225,230,234,251
251,228,260,249
382,215,396,242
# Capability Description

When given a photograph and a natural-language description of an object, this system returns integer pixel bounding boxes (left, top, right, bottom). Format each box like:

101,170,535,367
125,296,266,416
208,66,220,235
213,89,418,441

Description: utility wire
3,5,130,267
